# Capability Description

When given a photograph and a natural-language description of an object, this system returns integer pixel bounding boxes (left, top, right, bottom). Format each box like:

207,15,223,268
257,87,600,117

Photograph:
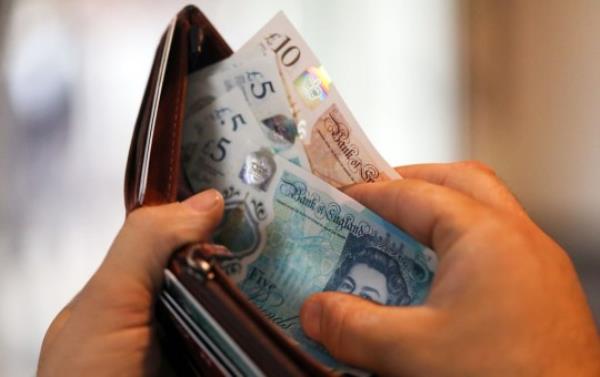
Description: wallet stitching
167,55,182,200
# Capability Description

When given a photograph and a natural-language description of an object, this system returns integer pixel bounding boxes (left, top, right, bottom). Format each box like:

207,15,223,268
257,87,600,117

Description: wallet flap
125,6,232,212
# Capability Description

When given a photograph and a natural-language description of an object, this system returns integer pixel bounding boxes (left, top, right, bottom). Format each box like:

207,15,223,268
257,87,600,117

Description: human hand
300,162,600,377
37,189,224,377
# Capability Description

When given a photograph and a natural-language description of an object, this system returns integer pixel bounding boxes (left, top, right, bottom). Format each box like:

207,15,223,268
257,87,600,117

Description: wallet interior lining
177,10,233,202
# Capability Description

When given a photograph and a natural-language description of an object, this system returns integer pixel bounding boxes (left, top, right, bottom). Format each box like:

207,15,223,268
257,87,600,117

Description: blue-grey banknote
182,87,308,181
183,90,437,372
186,53,310,168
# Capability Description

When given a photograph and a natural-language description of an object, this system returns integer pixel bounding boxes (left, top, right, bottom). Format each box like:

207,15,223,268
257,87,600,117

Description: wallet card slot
168,246,332,377
164,269,265,377
161,290,239,377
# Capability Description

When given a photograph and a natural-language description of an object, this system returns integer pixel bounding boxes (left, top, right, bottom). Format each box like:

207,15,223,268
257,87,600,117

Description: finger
40,304,76,357
344,179,492,257
195,243,234,258
395,162,525,216
100,189,224,290
301,292,438,375
45,191,226,344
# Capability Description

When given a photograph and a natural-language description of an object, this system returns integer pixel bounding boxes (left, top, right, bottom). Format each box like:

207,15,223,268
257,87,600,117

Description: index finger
395,162,526,217
344,179,492,258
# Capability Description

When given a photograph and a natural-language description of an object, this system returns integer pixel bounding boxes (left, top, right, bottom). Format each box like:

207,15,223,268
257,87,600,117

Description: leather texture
125,5,232,212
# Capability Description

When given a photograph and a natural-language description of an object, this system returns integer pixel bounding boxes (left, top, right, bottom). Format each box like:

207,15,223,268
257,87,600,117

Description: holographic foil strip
293,65,331,109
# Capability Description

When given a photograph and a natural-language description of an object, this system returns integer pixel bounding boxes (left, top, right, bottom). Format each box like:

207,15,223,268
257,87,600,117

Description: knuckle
162,224,186,248
457,160,497,177
126,206,157,230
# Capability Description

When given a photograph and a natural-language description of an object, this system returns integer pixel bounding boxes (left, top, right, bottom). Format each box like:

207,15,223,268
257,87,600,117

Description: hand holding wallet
124,5,436,376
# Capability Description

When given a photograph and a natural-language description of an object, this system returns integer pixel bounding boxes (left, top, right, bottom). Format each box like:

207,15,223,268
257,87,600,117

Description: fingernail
198,243,233,257
301,299,322,339
183,189,222,212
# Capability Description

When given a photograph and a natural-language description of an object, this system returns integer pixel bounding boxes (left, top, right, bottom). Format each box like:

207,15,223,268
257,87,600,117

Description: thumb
300,292,438,375
99,189,225,291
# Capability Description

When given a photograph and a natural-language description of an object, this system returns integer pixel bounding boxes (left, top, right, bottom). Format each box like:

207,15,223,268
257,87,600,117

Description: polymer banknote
182,90,436,371
186,54,309,167
182,87,308,185
236,12,401,187
186,12,400,188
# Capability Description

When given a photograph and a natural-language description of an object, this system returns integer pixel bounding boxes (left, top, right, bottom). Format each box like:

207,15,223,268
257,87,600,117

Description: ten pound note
182,88,436,372
187,12,400,188
237,12,401,187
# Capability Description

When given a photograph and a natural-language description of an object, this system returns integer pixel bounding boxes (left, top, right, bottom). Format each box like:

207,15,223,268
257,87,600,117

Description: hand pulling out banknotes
179,12,437,373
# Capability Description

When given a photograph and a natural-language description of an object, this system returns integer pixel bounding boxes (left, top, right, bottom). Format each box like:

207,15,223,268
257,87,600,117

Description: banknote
183,91,437,371
237,12,401,188
182,88,311,188
182,88,262,172
186,53,310,168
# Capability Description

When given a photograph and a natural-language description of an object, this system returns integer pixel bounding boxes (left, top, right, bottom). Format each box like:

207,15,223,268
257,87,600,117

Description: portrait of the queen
324,233,411,306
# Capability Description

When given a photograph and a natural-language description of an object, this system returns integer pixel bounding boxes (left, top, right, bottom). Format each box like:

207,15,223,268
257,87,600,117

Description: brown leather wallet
124,5,333,376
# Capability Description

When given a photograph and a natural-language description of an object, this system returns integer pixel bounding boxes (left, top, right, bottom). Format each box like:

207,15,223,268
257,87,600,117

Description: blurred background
0,0,598,375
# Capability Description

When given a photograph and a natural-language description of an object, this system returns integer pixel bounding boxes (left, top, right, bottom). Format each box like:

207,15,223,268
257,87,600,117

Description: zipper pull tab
185,245,215,281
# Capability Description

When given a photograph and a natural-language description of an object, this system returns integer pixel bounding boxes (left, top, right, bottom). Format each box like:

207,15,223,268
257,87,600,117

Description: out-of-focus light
4,3,77,134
